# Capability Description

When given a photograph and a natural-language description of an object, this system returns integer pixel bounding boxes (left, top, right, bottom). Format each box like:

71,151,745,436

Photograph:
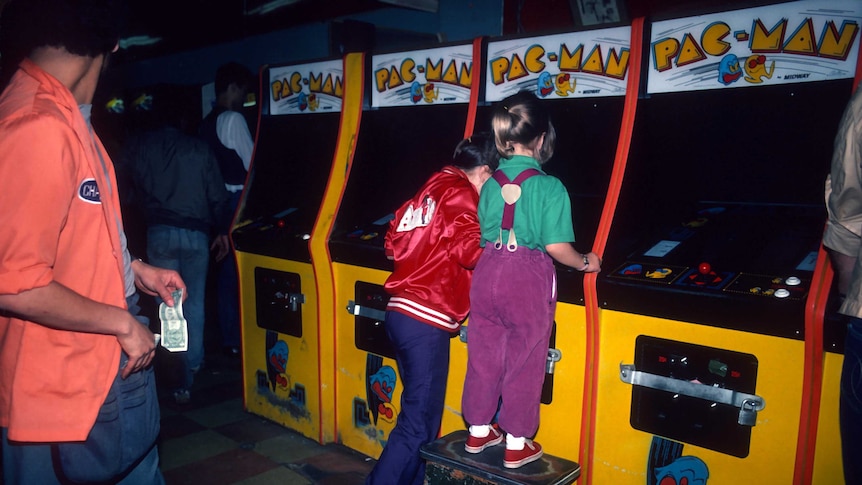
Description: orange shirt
0,60,125,442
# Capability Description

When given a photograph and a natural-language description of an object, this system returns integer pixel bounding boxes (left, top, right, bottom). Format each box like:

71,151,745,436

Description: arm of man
210,235,230,262
202,144,232,262
131,258,187,306
0,282,156,378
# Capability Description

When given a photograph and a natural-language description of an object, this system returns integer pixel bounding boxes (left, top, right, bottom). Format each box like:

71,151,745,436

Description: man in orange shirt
0,1,186,483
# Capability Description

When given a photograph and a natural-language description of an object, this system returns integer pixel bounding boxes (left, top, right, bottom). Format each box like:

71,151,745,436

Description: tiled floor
154,348,376,485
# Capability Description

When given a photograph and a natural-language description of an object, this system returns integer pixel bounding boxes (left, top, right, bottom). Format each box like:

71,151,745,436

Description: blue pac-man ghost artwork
411,82,423,104
654,455,709,485
537,72,554,98
718,54,742,86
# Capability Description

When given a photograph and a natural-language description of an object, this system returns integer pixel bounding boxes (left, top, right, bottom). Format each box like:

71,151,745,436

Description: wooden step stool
420,431,580,485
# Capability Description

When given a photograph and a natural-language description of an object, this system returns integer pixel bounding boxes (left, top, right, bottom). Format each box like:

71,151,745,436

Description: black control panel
602,202,821,338
600,79,853,339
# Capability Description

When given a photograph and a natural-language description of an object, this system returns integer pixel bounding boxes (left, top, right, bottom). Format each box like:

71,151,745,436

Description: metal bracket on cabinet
619,363,765,426
347,300,387,322
276,291,305,312
459,326,562,374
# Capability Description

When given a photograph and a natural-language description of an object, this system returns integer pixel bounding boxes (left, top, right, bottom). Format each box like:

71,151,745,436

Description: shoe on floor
503,439,543,469
173,389,191,405
464,424,503,454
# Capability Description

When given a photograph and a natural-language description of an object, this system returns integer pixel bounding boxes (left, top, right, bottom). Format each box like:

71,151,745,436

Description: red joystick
698,262,711,275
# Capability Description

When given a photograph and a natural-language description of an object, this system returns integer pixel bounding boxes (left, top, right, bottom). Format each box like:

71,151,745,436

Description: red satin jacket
384,166,482,331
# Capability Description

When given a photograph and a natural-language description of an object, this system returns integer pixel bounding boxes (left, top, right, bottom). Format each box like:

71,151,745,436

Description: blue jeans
147,225,210,389
842,317,862,484
2,429,163,485
365,311,450,485
2,293,165,485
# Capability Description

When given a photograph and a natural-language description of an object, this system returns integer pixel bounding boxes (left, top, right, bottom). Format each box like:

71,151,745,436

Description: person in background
365,134,498,485
822,83,862,484
123,88,232,404
461,91,601,469
199,61,255,358
0,0,186,483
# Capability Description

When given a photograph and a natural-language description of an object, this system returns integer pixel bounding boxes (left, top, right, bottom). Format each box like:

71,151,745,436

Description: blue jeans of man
147,225,210,390
841,317,862,484
365,311,450,485
1,293,165,485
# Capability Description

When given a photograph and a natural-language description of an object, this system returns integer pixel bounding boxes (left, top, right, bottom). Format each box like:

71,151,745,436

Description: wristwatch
580,254,589,271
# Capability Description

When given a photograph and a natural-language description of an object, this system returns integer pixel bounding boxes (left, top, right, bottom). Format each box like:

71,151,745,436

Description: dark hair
491,90,556,163
0,0,126,59
214,62,254,96
452,132,499,171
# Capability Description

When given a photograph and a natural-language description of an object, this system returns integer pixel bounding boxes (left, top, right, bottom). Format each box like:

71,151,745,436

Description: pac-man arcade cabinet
235,58,351,442
466,24,633,462
587,2,861,483
327,41,479,458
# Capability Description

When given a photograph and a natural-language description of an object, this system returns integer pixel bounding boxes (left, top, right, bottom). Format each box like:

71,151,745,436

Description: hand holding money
159,288,188,352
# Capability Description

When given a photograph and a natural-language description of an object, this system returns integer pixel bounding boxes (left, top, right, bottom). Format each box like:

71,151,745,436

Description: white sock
506,434,526,450
469,424,490,438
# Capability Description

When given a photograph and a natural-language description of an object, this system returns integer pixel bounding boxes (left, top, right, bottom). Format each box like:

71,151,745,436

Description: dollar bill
159,288,188,352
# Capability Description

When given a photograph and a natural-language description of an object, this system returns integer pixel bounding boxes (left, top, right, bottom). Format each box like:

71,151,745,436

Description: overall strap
493,168,542,230
492,168,542,252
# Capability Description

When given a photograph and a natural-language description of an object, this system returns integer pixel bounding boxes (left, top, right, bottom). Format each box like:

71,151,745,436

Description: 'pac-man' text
652,17,859,72
489,43,630,86
271,71,343,102
374,58,472,93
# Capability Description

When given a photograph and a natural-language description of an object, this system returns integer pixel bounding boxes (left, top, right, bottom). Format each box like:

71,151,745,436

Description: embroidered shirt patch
78,178,101,204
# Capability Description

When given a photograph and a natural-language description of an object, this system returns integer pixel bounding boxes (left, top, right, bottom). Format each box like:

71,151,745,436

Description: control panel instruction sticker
643,240,680,258
796,251,817,272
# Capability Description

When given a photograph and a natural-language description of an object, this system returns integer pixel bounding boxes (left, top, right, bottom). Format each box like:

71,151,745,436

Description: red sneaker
464,424,503,454
503,439,543,468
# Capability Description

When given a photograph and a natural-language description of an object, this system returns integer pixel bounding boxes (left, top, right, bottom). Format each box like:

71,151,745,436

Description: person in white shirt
199,61,255,358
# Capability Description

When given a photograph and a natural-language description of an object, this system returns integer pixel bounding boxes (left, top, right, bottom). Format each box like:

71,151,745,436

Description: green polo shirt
478,155,575,251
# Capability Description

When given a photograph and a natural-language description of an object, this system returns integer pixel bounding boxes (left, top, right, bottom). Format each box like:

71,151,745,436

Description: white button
785,276,801,286
775,288,790,298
